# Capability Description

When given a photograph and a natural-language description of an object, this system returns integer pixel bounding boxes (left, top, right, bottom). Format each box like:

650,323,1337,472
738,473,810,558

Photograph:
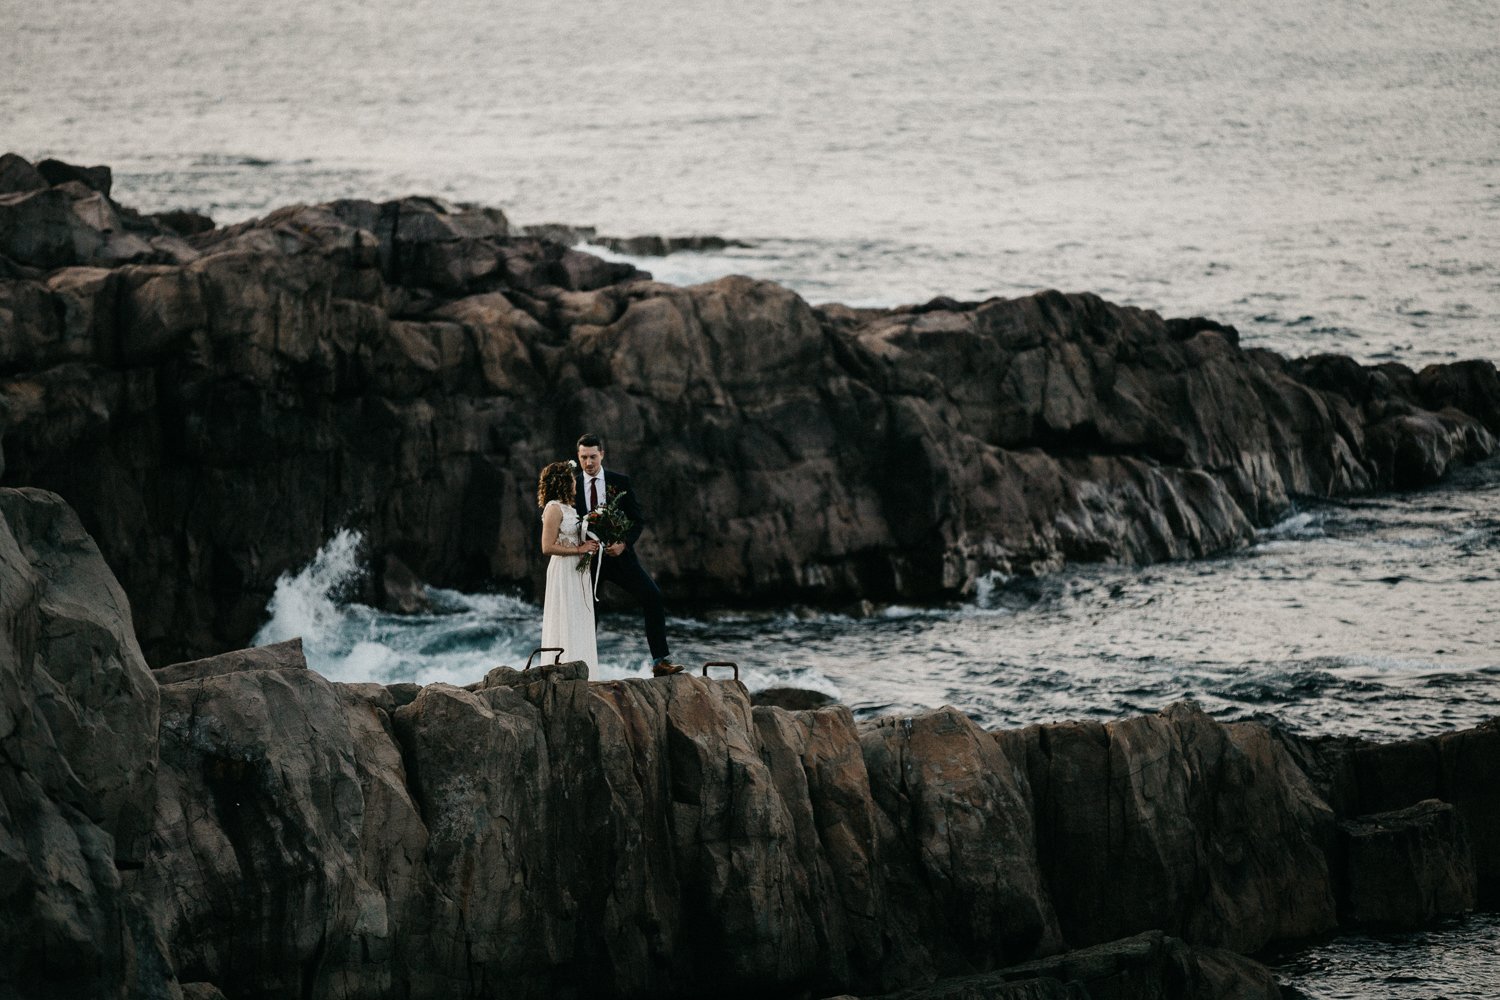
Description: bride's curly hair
536,461,577,509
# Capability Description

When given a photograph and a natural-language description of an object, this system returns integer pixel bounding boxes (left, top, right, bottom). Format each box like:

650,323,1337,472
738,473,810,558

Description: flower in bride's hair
568,459,579,470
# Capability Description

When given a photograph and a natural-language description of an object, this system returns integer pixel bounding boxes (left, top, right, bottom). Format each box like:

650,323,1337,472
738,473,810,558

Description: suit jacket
575,468,646,555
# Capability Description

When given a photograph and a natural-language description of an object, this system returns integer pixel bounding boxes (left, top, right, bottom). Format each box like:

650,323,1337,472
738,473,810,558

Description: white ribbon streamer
585,526,604,599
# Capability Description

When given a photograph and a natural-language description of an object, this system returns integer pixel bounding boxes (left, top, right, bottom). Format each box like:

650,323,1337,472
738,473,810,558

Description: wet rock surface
1305,719,1500,906
995,707,1339,954
1337,799,1478,928
0,489,1494,998
0,488,164,997
865,930,1280,1000
751,685,839,710
2,154,1497,664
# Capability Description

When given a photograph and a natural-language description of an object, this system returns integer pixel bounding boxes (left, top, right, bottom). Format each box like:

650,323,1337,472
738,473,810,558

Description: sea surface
5,0,1500,369
1270,911,1500,999
7,0,1500,992
256,455,1500,745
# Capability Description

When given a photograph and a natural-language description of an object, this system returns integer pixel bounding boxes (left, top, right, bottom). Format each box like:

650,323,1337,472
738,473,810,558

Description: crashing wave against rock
2,153,1498,665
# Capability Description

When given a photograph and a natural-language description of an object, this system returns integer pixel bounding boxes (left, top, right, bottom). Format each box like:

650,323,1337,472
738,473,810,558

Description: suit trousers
596,554,670,662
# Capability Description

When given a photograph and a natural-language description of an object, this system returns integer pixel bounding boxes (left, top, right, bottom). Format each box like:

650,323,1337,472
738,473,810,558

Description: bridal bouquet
577,491,634,574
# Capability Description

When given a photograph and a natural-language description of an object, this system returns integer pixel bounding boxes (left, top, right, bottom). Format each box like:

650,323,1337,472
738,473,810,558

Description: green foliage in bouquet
578,491,633,573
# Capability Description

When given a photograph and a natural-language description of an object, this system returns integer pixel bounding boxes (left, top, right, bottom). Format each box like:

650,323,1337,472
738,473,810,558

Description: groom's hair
577,433,605,451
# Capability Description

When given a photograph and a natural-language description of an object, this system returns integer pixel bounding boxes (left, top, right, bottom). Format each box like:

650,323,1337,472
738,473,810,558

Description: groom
575,433,683,676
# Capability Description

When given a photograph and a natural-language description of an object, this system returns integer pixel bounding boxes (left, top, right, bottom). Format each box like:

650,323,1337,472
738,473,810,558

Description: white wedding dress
540,500,597,673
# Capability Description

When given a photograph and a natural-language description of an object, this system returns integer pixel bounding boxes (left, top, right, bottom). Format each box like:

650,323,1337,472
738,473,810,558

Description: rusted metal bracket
701,661,739,681
526,647,564,670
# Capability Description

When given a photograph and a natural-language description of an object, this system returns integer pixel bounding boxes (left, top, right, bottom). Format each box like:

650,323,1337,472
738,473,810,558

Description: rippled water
1273,911,1500,999
5,0,1499,367
257,454,1500,743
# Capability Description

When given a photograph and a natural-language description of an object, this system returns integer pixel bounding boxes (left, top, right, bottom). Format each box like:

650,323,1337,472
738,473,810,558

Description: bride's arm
540,504,599,557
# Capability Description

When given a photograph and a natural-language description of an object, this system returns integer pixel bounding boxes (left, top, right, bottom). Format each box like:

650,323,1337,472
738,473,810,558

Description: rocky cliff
2,154,1497,664
1,487,1492,999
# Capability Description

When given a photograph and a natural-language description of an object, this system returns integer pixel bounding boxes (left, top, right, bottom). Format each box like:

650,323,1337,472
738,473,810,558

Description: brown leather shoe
651,659,685,677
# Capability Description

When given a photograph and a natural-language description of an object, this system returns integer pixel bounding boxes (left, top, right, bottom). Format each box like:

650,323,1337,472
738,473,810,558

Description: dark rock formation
517,223,751,256
35,158,113,196
373,551,435,614
151,634,308,685
1337,799,1477,927
1301,719,1500,900
0,488,165,998
0,153,47,195
0,487,1493,999
994,708,1338,954
1,151,1497,670
594,234,752,255
867,931,1280,999
752,685,838,710
520,221,600,244
148,208,217,237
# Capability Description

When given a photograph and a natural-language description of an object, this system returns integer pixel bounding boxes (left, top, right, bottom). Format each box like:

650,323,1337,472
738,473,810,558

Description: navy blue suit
576,469,669,661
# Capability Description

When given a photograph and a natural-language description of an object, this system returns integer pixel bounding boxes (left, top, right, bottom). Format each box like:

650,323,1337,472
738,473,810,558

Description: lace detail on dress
546,500,583,547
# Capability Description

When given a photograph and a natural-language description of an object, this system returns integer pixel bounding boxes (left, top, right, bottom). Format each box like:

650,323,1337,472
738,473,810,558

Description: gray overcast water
4,0,1498,366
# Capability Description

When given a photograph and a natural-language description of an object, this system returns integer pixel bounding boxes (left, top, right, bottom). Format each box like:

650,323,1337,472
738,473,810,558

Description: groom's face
577,445,604,477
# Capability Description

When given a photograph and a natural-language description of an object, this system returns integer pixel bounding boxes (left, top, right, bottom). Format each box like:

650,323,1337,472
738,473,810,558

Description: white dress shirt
583,471,606,511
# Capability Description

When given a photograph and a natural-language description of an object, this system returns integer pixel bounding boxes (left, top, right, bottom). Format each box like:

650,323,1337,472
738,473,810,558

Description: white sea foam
253,528,366,657
578,243,746,291
424,585,533,618
739,660,841,698
970,569,1019,612
255,447,1499,741
254,530,542,686
1259,511,1326,540
254,532,741,686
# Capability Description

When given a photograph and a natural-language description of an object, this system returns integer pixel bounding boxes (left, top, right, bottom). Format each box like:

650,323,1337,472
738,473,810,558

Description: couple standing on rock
536,433,684,677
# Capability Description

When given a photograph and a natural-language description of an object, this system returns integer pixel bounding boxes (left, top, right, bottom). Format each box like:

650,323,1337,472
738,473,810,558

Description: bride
537,461,601,672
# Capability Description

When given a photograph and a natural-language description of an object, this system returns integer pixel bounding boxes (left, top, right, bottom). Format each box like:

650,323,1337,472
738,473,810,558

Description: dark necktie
590,478,599,509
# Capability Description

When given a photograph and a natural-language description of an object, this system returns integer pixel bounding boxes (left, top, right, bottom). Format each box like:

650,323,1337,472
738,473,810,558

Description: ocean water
1271,911,1500,999
8,0,1500,991
251,455,1500,996
4,0,1499,368
257,455,1500,741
